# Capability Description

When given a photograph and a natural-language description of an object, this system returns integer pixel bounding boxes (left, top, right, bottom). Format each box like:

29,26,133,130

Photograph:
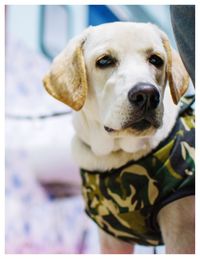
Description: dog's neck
71,88,179,172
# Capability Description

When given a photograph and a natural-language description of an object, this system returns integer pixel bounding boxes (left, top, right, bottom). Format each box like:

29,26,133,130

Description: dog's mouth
104,117,161,133
128,119,152,131
125,116,162,130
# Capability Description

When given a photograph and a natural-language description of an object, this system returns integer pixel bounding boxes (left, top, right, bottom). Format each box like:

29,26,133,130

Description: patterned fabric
81,96,195,246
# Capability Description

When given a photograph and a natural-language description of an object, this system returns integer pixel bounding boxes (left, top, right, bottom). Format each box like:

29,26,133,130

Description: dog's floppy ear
43,30,89,111
162,38,189,104
153,25,189,104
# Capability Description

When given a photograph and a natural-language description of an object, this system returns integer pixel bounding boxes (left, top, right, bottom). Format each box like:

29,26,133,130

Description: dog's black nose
128,83,160,110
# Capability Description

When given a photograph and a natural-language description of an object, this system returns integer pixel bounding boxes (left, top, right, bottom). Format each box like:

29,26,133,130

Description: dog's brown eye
96,55,117,68
149,54,164,68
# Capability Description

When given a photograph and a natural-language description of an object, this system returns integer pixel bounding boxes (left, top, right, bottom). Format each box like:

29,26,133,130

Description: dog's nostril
150,93,160,109
132,93,147,108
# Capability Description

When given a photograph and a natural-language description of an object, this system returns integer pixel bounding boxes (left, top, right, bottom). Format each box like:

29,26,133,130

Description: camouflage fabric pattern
80,96,195,246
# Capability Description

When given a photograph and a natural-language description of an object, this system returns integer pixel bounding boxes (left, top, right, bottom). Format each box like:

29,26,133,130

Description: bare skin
158,196,195,254
99,229,134,254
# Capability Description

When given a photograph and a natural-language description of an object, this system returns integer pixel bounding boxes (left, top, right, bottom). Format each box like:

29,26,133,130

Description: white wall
7,5,40,51
6,5,88,54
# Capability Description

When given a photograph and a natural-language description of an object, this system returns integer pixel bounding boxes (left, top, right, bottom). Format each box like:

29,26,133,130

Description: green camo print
81,96,195,246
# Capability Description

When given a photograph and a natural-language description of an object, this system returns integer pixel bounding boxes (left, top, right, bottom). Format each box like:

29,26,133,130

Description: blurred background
5,5,177,254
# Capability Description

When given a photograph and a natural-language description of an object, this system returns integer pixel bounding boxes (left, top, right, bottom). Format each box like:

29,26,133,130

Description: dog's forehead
85,22,163,53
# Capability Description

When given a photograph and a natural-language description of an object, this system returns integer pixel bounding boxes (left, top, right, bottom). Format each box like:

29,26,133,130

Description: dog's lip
104,119,151,133
104,126,115,133
125,117,161,129
129,119,152,130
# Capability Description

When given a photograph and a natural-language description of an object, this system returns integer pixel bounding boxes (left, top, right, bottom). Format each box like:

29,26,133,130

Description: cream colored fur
43,22,194,254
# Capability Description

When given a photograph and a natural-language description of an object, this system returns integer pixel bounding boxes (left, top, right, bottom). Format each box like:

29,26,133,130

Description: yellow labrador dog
43,22,195,254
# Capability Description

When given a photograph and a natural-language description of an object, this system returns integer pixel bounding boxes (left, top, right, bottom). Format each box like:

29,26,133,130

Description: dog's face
83,23,168,137
43,22,189,138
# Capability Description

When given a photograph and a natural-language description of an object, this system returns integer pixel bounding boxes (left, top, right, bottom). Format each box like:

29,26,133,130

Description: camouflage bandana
80,96,195,246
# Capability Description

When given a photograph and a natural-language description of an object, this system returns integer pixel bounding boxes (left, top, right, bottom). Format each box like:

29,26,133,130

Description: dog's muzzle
125,83,161,131
104,83,162,133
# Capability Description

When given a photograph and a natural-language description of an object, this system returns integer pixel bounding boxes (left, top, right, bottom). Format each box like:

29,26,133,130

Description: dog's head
43,22,189,137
